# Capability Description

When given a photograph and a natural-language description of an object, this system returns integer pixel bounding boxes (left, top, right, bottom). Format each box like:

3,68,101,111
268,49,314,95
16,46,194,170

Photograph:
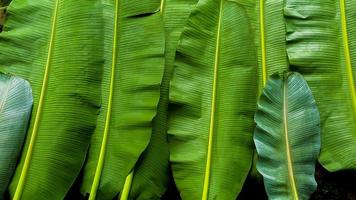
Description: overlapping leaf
238,0,289,180
129,0,198,199
285,0,356,171
0,74,32,199
254,72,320,200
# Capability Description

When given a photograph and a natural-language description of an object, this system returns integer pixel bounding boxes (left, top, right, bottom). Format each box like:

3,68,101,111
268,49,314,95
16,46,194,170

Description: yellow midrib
259,0,267,87
119,2,166,199
120,171,134,200
283,74,299,200
340,0,356,117
201,0,223,199
160,0,166,15
13,0,60,199
88,0,119,200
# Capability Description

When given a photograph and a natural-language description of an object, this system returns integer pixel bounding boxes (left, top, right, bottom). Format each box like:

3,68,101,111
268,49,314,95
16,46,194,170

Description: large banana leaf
0,0,103,199
80,0,165,199
129,0,198,199
254,72,320,200
285,0,356,171
169,0,258,199
0,74,32,199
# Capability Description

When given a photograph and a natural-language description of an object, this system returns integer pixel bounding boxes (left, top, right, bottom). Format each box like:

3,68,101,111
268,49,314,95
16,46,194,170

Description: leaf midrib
283,74,299,200
259,0,267,87
13,0,60,199
160,0,165,15
89,0,120,199
339,0,356,117
202,0,223,199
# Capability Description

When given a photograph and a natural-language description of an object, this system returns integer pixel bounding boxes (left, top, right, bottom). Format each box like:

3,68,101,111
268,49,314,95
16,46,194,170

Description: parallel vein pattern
129,0,199,199
242,0,288,92
80,0,165,199
285,0,356,171
169,0,258,199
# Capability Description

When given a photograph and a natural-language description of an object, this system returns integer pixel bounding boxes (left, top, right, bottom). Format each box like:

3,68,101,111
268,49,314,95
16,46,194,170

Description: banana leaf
169,0,258,199
285,0,356,171
80,0,165,199
129,0,198,199
254,72,320,200
0,0,103,199
0,74,32,199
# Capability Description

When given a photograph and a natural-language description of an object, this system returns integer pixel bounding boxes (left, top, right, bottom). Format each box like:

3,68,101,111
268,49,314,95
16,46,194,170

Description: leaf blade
169,0,258,198
0,0,104,199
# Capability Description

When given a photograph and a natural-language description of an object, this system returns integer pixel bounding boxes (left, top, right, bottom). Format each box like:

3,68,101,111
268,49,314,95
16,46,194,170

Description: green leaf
169,0,258,199
0,0,103,199
80,0,165,199
285,0,356,171
0,73,32,199
254,72,320,200
129,0,198,199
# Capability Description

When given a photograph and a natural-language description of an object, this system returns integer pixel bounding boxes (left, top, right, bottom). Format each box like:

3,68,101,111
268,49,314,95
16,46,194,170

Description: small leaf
0,73,32,199
254,72,320,200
